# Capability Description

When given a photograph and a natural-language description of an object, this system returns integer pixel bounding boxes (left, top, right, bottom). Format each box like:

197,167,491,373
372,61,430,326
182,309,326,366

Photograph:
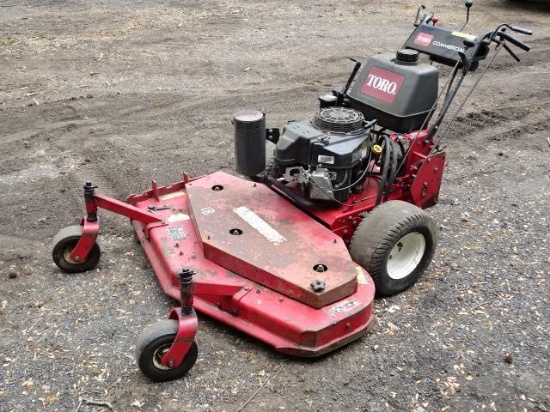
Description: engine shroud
274,107,372,202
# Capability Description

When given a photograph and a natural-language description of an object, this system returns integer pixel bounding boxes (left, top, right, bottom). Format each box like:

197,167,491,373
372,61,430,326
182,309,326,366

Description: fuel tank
347,49,439,133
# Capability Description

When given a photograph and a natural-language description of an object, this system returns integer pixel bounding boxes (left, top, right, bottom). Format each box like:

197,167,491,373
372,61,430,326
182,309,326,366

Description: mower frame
52,3,531,382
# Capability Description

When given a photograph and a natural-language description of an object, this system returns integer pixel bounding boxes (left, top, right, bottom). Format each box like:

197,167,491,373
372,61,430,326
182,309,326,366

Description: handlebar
464,24,532,66
407,8,532,71
497,31,531,52
510,25,533,36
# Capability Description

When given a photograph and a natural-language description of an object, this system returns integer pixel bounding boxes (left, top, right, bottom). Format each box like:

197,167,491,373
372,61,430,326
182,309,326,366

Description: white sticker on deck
233,206,286,245
325,299,361,318
167,213,190,223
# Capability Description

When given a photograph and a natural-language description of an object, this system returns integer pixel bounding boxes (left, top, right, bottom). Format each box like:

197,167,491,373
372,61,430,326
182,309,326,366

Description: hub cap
153,344,172,370
63,245,79,264
387,232,426,280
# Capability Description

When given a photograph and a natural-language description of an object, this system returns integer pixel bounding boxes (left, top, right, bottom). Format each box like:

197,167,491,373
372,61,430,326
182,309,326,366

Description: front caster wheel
349,200,437,297
52,225,101,273
136,319,198,382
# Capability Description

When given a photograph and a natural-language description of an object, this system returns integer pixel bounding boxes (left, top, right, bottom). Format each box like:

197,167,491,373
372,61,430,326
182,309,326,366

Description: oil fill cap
396,49,419,63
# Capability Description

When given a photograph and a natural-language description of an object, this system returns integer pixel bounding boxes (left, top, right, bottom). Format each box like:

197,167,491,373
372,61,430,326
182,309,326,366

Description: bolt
310,279,326,292
168,360,174,368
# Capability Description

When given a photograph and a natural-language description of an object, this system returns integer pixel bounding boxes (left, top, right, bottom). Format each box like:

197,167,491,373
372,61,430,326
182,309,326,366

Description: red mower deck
128,172,375,356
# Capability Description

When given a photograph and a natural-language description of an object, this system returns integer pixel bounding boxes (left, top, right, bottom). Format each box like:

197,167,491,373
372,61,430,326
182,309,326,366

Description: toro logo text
414,32,433,47
360,66,405,104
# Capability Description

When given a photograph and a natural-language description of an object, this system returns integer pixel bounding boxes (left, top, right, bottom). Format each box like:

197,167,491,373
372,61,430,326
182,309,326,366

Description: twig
25,320,39,334
470,301,490,311
75,397,115,412
236,366,285,412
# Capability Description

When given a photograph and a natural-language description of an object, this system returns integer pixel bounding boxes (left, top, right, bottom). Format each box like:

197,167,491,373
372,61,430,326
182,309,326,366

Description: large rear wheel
349,200,437,297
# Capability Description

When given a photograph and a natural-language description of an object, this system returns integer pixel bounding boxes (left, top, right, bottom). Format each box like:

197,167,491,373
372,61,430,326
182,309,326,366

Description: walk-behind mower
52,2,531,381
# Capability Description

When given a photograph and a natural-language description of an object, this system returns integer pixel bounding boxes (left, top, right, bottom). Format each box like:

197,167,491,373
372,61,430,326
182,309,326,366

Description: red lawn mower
52,2,531,382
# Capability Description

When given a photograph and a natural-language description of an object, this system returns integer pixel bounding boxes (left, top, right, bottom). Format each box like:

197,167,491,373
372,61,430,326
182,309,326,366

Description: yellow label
160,191,186,201
452,31,477,41
356,267,368,285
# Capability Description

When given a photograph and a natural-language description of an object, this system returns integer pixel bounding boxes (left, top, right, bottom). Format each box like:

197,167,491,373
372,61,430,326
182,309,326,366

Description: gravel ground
0,1,549,411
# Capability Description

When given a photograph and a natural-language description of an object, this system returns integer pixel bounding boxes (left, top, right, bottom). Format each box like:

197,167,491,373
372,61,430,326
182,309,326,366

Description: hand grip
510,25,533,35
498,31,531,52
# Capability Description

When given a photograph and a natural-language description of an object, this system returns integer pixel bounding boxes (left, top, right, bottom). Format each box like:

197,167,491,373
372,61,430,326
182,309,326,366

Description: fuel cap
396,49,419,63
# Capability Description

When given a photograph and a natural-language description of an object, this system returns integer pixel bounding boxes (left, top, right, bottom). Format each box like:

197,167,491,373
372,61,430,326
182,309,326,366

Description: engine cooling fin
313,107,365,134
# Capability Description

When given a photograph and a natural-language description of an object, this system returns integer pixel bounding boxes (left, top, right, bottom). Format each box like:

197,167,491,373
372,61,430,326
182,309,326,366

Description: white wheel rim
387,232,426,280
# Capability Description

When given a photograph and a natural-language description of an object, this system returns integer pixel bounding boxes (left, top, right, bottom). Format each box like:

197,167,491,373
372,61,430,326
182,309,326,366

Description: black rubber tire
52,225,101,273
136,319,198,382
349,200,437,297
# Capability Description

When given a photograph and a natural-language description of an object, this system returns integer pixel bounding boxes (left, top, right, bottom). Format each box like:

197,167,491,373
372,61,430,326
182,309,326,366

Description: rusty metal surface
185,172,358,309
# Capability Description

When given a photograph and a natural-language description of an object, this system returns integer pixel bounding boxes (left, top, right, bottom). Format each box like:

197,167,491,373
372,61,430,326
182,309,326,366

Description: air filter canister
233,109,266,177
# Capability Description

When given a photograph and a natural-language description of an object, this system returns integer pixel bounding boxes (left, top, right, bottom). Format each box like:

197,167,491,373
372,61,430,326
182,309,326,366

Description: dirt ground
1,0,549,411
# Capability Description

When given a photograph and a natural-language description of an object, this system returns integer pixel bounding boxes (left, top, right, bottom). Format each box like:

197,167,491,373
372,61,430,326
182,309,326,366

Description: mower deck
128,172,375,356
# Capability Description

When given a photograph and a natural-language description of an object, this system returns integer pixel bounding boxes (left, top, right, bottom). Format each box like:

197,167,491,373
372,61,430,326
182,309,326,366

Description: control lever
336,58,361,106
413,5,426,26
502,43,521,62
460,0,473,31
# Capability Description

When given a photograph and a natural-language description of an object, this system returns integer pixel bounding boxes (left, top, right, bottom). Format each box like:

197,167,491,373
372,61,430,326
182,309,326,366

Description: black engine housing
273,107,372,202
